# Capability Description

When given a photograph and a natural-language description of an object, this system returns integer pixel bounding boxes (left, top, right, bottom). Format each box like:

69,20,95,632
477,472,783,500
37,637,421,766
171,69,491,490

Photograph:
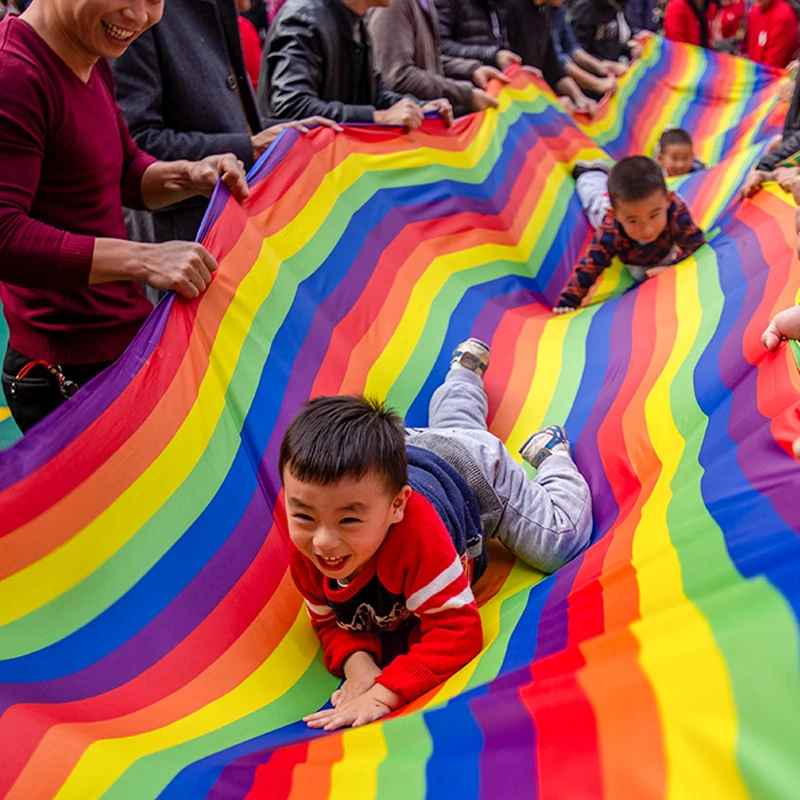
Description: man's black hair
279,395,408,494
608,156,668,206
659,128,693,152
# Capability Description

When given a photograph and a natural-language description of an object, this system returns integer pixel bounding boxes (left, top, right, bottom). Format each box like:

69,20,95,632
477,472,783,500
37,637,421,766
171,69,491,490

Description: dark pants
1,345,111,433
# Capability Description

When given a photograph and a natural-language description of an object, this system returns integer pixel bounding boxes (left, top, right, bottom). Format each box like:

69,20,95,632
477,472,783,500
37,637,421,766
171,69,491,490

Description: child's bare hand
304,693,394,731
331,674,379,707
645,266,669,278
761,305,800,351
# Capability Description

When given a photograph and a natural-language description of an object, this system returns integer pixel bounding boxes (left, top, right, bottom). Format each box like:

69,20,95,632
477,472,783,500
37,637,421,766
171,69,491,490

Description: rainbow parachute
0,37,799,799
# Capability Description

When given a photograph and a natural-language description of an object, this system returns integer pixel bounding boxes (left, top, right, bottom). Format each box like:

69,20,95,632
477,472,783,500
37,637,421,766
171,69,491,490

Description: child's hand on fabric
304,685,401,731
761,305,800,351
645,266,669,278
332,652,383,707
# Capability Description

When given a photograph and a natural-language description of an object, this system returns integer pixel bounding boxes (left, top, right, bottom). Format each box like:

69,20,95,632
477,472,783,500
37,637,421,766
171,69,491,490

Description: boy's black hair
279,395,408,495
659,127,693,152
607,156,668,206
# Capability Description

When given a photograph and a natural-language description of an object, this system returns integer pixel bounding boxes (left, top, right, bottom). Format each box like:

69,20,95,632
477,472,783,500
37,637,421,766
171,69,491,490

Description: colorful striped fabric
1,36,799,799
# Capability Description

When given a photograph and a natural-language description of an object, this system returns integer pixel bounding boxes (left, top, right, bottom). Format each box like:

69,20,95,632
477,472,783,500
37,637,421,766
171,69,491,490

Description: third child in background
657,127,706,176
555,156,706,311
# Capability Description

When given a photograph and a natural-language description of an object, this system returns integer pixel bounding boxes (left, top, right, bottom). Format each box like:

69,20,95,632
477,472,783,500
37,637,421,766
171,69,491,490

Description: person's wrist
367,682,401,710
343,650,378,678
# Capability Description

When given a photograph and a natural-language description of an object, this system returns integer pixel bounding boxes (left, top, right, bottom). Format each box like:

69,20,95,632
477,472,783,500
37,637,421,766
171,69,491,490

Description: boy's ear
390,485,413,522
666,190,675,201
656,151,665,166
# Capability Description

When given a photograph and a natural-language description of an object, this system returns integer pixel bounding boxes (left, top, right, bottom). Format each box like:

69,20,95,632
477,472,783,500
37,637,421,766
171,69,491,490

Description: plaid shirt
557,196,705,309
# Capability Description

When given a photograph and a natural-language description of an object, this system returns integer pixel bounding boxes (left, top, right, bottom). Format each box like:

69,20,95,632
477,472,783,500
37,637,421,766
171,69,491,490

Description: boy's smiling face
611,189,671,244
283,468,411,581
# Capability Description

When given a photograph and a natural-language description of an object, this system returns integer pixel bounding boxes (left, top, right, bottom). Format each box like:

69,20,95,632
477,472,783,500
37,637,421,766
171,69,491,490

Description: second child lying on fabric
555,156,706,311
278,339,592,730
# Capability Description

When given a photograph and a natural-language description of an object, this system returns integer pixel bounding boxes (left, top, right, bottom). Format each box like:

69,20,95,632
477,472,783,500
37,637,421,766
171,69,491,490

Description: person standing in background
237,0,263,88
744,0,798,68
113,0,339,244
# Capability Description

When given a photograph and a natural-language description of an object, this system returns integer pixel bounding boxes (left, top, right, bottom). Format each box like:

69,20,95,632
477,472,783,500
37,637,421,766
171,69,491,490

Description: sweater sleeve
557,221,616,308
0,58,94,289
759,130,800,171
671,198,705,258
289,546,383,676
112,29,257,168
368,3,475,108
373,494,483,704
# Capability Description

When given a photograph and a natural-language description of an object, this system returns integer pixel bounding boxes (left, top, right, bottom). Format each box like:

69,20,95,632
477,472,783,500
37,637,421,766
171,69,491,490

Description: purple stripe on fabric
0,485,270,712
720,225,800,528
472,289,540,340
0,294,174,491
473,682,538,798
534,295,635,660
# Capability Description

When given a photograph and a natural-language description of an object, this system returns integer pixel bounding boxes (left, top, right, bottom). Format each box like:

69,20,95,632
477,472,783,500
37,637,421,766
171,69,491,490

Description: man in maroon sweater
0,1,251,432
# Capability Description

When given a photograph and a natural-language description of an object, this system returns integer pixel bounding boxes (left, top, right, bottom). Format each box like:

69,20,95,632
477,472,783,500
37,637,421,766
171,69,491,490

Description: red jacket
285,491,483,704
715,0,745,39
745,0,798,68
664,0,716,47
238,16,262,89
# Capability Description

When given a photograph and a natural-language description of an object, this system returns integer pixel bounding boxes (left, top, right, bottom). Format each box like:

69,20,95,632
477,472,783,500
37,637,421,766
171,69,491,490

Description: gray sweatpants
407,368,593,573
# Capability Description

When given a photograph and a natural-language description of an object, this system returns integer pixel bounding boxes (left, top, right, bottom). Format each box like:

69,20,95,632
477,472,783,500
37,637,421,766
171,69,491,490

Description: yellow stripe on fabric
363,166,564,397
0,93,527,625
505,316,568,454
631,262,747,800
329,726,388,800
53,609,318,800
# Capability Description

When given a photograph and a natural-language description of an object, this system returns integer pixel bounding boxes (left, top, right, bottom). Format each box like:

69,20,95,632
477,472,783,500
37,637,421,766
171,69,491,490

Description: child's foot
451,338,491,377
572,159,611,181
519,424,571,468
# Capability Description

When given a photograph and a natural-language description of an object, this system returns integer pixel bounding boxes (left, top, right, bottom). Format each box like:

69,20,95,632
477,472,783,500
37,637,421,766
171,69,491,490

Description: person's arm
288,547,383,676
434,0,501,64
264,11,376,122
671,199,706,259
572,47,612,76
112,29,257,168
305,498,483,732
663,0,689,43
758,130,800,172
762,305,800,351
556,224,616,309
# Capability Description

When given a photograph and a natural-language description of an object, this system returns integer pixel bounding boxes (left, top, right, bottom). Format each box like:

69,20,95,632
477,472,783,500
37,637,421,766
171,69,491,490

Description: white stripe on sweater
423,585,476,615
406,555,464,612
305,599,333,617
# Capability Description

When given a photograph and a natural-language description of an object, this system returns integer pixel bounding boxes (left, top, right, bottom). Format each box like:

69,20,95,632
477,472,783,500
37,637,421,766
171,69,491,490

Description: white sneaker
519,425,571,468
450,338,491,377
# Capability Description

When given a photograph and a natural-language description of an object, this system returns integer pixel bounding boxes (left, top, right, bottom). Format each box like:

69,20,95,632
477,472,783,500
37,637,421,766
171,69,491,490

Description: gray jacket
112,0,278,242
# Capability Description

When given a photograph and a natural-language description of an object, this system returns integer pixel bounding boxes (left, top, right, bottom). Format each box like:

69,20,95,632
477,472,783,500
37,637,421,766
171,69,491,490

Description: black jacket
112,0,275,242
570,0,634,62
434,0,507,66
756,71,800,171
259,0,405,122
505,1,566,90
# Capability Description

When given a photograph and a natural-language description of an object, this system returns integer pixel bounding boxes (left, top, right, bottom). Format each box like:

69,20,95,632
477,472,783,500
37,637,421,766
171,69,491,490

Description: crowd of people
0,0,799,731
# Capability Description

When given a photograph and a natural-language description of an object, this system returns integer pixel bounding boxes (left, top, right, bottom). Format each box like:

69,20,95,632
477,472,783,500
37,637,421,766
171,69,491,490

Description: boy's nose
312,527,340,551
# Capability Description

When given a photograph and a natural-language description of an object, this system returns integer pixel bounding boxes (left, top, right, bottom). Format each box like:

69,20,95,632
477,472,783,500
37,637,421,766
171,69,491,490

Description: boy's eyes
292,513,315,522
339,517,362,525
